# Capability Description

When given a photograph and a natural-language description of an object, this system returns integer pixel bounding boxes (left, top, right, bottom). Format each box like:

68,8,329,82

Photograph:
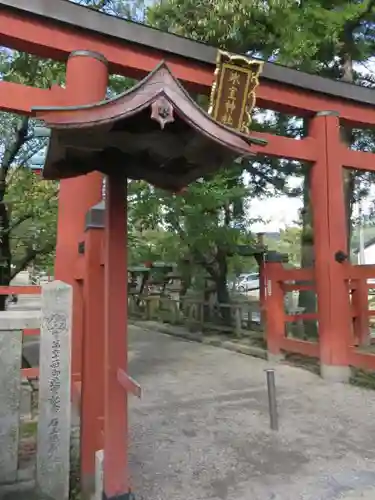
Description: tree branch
4,189,58,236
11,242,55,280
345,0,375,32
1,118,29,169
171,216,220,280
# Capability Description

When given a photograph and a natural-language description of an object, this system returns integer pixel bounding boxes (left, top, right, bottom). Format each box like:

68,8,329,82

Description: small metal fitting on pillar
85,201,106,230
315,110,340,117
68,50,109,66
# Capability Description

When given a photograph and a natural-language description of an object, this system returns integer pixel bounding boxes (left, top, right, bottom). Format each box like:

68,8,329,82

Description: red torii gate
2,0,375,499
33,60,267,499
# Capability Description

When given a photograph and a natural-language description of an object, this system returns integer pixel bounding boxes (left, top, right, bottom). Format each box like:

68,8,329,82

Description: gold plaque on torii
209,51,263,134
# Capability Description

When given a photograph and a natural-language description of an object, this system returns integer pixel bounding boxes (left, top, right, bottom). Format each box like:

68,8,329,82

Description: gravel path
129,325,375,500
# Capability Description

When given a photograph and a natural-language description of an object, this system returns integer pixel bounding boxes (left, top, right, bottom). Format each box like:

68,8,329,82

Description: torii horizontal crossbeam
1,0,375,126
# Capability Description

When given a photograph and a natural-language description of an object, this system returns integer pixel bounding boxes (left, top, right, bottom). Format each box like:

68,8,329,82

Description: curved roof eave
32,61,267,159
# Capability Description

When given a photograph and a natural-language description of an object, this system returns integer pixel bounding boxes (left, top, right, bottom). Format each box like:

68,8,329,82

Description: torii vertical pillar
81,202,105,497
54,50,108,379
310,111,351,382
103,173,130,499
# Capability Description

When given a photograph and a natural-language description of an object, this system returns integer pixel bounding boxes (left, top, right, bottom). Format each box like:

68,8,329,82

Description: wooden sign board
209,51,263,134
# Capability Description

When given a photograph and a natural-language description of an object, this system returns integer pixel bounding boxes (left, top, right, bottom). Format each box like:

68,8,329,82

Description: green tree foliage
0,50,63,306
2,0,375,318
70,0,147,20
266,226,302,267
128,172,259,302
146,0,375,334
0,0,133,308
149,0,375,80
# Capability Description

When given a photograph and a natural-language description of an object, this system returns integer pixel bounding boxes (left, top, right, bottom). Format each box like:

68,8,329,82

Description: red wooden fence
265,262,375,371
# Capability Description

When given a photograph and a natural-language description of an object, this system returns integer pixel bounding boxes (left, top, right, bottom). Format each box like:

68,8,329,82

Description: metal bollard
265,369,278,431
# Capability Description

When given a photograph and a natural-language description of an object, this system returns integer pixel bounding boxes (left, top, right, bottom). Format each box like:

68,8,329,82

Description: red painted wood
117,369,142,398
0,286,41,294
279,337,319,358
80,227,105,486
269,267,314,282
348,349,375,371
74,255,85,281
103,175,129,497
251,134,317,161
6,6,375,496
53,54,108,452
351,279,370,346
23,329,40,336
22,367,39,378
265,263,286,356
2,9,375,126
345,264,375,280
310,114,351,368
342,148,375,172
48,52,108,496
71,280,84,403
54,52,108,286
0,80,65,114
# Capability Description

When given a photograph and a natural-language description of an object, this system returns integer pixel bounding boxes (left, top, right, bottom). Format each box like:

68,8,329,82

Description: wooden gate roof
33,62,266,190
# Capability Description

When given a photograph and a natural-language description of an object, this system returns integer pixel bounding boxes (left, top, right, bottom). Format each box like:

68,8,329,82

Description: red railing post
54,50,108,398
80,204,105,496
265,262,286,361
351,277,370,347
309,112,351,382
103,175,129,499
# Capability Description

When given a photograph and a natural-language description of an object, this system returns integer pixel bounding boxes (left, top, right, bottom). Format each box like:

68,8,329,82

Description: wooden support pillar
103,175,130,499
309,111,351,382
351,278,370,347
257,233,267,327
265,262,286,362
54,50,108,382
259,261,266,326
81,202,105,496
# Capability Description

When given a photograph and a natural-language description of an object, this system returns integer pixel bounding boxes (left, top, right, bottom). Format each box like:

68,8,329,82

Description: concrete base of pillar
81,475,95,500
320,364,350,383
267,352,284,364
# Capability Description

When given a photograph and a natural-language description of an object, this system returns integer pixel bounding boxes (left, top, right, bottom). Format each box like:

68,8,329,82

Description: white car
237,273,260,292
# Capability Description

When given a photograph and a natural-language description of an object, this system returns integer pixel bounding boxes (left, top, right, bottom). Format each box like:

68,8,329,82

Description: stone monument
36,281,72,500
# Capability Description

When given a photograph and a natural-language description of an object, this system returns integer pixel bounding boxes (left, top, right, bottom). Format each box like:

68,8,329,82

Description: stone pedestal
267,352,284,364
36,281,72,500
320,364,350,383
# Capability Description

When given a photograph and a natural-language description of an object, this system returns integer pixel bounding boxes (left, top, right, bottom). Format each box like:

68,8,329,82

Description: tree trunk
297,56,355,338
0,117,30,310
0,201,11,311
298,165,318,339
215,250,231,325
341,127,355,253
